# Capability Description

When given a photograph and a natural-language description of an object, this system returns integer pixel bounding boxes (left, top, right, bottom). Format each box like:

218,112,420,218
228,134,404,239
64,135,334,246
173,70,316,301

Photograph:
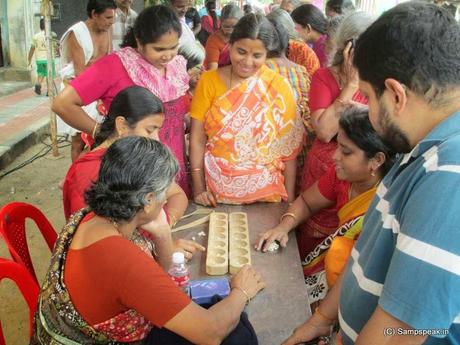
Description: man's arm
356,306,427,345
67,31,87,76
28,46,35,66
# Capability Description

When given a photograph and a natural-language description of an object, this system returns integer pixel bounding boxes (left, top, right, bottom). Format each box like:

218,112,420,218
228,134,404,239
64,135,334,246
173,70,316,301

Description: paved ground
0,82,53,169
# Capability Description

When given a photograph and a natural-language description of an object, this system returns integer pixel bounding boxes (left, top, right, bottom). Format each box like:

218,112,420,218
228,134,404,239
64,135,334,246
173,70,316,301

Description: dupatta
203,65,304,204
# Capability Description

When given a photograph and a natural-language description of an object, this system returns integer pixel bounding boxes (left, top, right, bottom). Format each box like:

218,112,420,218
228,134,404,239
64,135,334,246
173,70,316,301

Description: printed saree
302,186,377,303
31,209,155,345
203,65,304,204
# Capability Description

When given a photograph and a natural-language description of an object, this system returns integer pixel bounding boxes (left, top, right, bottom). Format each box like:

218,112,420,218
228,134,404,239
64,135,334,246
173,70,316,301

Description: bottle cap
172,252,185,264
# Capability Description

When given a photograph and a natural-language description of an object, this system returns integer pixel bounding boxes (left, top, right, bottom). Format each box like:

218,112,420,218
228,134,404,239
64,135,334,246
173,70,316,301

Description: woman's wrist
231,286,251,305
312,307,336,327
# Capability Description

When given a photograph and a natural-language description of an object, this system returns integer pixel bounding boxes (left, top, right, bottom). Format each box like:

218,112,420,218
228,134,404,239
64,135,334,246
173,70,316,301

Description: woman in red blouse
33,136,265,344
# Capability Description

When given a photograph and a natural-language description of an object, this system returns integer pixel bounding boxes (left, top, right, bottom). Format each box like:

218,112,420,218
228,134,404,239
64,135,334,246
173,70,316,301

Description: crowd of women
32,0,410,344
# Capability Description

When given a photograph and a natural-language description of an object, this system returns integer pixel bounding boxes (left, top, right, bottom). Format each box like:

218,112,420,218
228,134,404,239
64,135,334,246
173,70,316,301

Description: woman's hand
174,238,206,261
255,225,290,252
342,41,359,90
194,190,217,207
281,314,332,345
231,265,265,300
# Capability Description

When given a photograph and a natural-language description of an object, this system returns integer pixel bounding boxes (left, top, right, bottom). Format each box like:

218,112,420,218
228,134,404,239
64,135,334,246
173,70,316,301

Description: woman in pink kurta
53,6,192,196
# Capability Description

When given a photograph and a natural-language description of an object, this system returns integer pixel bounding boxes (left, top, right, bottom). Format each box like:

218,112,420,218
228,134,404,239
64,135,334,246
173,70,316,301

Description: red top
317,165,351,211
70,54,135,110
65,235,191,326
63,148,107,220
309,68,368,113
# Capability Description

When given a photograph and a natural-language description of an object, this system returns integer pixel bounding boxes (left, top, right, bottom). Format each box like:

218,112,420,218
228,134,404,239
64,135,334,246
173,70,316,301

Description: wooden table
173,202,311,345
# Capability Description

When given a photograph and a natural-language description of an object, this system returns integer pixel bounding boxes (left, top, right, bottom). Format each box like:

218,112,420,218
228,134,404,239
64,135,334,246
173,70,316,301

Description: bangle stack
232,286,251,304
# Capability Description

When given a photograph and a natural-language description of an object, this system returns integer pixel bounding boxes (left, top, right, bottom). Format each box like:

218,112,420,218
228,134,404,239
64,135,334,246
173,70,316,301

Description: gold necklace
108,217,129,239
348,179,382,200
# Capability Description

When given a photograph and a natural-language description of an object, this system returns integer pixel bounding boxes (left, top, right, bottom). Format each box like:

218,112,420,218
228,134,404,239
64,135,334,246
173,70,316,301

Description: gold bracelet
315,307,335,324
232,286,250,304
92,122,99,139
191,168,202,172
280,212,297,223
169,213,178,227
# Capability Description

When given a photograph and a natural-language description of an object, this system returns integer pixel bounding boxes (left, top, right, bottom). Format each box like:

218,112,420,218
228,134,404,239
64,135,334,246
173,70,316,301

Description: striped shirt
111,7,137,51
340,110,460,344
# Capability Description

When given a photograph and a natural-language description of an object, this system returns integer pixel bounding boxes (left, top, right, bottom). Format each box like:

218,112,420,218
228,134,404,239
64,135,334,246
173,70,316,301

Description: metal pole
43,0,59,157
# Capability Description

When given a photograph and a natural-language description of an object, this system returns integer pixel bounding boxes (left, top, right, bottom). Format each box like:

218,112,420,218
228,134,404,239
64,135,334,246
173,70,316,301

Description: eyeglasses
222,25,235,30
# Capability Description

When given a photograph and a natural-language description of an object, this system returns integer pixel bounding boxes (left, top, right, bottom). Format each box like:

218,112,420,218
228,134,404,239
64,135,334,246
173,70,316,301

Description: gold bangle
169,213,177,227
232,286,250,304
92,122,99,139
315,307,335,324
191,168,202,172
280,212,297,223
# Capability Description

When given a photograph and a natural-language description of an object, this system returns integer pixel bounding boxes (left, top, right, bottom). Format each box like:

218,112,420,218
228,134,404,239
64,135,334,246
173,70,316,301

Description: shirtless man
58,0,117,161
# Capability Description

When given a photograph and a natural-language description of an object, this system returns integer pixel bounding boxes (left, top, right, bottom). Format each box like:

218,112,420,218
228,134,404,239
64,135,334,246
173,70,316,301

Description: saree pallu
297,138,338,258
203,65,304,204
31,209,155,345
302,186,377,303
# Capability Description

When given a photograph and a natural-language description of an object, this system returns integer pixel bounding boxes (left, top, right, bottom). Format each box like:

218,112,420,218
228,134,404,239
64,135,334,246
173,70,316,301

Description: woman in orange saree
190,13,304,206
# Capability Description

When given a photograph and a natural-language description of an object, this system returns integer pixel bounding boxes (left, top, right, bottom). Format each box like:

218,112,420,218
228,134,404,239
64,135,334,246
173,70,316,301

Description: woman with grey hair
296,11,374,266
33,136,265,344
267,8,320,77
204,3,243,69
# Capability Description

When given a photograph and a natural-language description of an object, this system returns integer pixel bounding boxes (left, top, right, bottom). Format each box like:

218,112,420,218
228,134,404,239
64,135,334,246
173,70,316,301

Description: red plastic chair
0,202,57,283
0,258,40,344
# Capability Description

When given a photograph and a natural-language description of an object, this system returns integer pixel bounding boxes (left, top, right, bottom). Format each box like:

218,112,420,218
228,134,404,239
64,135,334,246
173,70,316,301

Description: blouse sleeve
317,165,340,202
190,71,216,121
70,55,116,106
309,68,335,112
116,240,192,327
205,35,221,65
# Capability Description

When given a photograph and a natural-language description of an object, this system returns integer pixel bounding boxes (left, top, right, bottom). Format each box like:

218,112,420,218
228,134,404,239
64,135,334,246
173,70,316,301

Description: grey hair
85,136,179,222
221,3,243,21
266,8,297,40
331,11,374,66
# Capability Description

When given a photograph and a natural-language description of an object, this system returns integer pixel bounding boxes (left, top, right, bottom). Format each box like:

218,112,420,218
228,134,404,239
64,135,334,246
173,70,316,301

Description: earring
371,170,376,177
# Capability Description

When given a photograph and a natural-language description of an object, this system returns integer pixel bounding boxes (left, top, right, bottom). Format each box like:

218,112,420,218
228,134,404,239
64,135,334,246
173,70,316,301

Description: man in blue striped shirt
283,2,460,344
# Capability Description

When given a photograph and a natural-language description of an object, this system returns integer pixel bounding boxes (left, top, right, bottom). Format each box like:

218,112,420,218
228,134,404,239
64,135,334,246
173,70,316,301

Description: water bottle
168,252,190,294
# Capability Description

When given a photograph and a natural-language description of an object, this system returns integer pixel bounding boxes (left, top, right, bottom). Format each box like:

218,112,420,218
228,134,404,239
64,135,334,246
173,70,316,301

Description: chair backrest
0,202,57,283
0,258,40,345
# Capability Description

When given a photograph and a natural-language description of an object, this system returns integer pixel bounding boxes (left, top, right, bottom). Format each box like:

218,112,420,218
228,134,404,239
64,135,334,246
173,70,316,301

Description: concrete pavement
0,82,51,169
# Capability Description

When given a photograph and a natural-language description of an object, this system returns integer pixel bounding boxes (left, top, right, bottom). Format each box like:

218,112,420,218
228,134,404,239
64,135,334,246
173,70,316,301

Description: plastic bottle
168,252,190,294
